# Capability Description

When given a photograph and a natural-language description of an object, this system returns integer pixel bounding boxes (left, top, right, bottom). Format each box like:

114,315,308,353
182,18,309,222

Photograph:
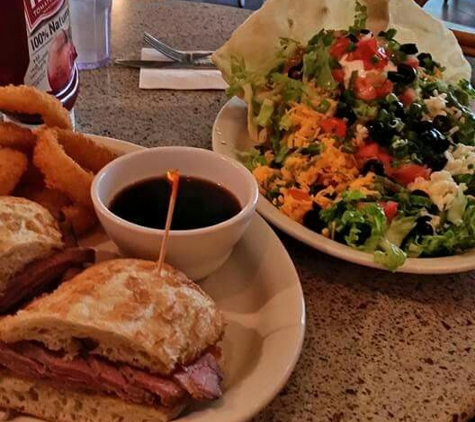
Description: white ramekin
91,146,258,280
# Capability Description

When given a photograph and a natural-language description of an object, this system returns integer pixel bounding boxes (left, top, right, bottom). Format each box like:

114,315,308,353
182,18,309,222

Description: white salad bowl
91,146,259,280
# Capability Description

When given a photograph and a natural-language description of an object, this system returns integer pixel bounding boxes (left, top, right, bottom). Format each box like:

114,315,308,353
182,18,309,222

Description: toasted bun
0,259,225,375
0,196,63,291
0,370,185,422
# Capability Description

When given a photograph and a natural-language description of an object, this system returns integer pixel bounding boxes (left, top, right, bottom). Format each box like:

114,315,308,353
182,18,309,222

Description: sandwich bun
0,196,63,292
0,259,225,375
0,370,186,422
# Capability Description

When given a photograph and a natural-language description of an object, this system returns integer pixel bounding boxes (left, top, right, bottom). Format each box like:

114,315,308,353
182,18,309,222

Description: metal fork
143,32,212,63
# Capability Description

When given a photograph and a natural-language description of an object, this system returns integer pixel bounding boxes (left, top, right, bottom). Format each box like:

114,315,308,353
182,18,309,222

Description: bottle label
22,0,77,93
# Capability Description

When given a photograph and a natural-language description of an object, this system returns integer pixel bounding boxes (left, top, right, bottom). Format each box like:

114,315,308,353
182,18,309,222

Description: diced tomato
404,56,419,69
320,117,347,137
329,37,350,59
389,164,430,186
347,38,377,60
331,68,345,84
354,76,378,101
288,189,311,202
398,88,417,106
379,201,399,221
375,79,394,98
356,142,393,167
354,73,393,101
363,54,389,70
347,38,389,70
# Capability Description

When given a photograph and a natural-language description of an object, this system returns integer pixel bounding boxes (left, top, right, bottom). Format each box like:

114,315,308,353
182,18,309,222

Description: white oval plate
212,97,475,274
12,135,305,422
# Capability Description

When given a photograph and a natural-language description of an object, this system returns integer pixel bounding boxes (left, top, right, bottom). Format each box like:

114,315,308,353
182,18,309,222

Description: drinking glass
69,0,112,70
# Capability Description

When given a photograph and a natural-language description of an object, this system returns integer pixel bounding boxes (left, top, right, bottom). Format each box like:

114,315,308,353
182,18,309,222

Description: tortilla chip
212,0,470,85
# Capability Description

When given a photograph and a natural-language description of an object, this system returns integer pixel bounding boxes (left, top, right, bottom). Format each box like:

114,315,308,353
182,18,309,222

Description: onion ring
0,122,36,152
55,129,118,173
13,160,46,200
0,148,28,195
0,85,71,130
17,160,45,191
24,188,96,235
26,187,71,219
33,128,93,207
61,203,98,236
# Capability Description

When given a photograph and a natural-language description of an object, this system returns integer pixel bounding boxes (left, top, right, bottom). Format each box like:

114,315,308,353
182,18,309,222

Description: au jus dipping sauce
109,176,242,230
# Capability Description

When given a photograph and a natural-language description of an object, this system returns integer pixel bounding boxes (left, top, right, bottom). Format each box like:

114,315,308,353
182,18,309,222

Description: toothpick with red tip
156,169,180,274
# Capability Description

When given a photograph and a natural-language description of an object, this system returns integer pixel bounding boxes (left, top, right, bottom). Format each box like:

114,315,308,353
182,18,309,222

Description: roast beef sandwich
0,196,94,314
0,259,225,422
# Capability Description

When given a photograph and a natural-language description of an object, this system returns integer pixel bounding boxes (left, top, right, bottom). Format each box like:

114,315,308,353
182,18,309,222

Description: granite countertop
75,1,475,421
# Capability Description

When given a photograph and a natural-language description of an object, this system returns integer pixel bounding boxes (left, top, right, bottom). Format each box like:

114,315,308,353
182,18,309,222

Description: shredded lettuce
279,113,292,131
271,73,304,103
374,239,407,271
274,144,290,164
241,148,267,171
353,100,378,120
224,10,474,271
453,79,475,106
393,189,434,215
226,55,266,100
455,174,475,195
350,1,368,33
302,30,338,91
430,82,475,145
307,29,335,48
255,99,275,127
385,216,417,247
303,47,338,91
277,37,301,60
447,186,467,225
226,56,250,98
320,197,409,270
408,201,475,257
343,190,367,201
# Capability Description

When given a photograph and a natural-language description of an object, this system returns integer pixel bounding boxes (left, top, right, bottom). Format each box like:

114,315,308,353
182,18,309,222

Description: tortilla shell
212,0,471,85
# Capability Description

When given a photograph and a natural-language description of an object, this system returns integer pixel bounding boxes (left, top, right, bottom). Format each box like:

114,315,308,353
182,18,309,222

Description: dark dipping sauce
109,176,242,230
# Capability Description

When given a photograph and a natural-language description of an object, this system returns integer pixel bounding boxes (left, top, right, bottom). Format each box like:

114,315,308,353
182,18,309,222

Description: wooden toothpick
156,169,180,274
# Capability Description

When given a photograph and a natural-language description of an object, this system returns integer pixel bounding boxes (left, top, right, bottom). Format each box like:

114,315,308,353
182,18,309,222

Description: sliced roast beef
15,342,100,387
0,341,222,408
173,352,223,401
0,247,95,314
121,366,186,407
0,343,46,379
87,356,154,404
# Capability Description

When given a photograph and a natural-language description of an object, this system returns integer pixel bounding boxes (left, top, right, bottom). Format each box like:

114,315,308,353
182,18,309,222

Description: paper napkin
139,48,227,90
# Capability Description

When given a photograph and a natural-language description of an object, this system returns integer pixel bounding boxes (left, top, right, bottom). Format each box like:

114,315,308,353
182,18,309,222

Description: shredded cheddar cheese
252,136,378,223
286,102,325,148
279,187,313,223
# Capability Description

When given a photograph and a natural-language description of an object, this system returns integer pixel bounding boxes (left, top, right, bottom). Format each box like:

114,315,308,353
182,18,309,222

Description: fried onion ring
33,128,93,207
26,187,72,219
0,148,28,195
16,160,46,192
0,85,71,130
15,186,96,236
55,129,118,173
61,203,98,236
0,122,36,152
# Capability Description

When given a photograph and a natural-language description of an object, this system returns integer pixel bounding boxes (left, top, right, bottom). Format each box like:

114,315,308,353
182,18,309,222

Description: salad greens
236,2,475,270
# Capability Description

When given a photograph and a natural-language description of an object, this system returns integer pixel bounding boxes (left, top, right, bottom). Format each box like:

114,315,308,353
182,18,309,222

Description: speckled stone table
75,1,475,421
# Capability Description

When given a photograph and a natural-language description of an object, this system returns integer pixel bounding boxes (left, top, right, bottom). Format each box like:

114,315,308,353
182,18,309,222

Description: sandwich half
0,259,225,422
0,196,94,314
